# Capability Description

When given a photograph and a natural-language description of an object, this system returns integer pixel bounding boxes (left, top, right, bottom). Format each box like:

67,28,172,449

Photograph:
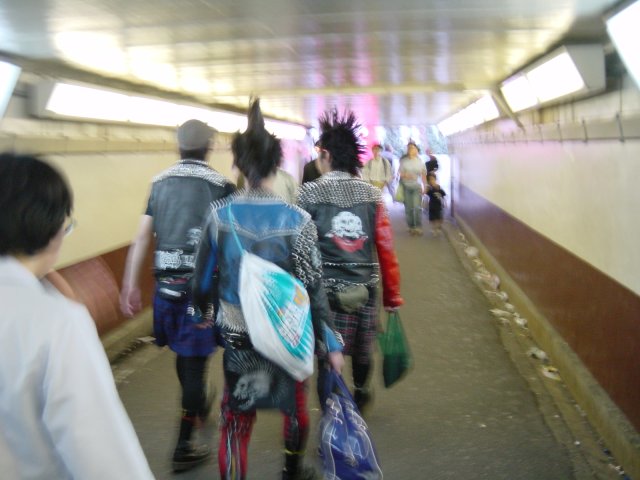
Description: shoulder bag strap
226,204,245,254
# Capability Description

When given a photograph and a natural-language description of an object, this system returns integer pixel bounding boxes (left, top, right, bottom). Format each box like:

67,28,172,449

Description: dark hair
179,147,209,161
232,98,282,188
372,143,382,150
407,141,420,154
318,108,365,175
0,153,73,256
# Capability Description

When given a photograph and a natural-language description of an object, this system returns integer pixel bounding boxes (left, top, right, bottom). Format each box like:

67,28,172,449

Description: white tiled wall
453,79,640,294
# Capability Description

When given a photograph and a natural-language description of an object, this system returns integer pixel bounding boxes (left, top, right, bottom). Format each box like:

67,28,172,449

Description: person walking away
0,153,154,480
425,173,447,235
273,167,299,203
302,142,323,183
398,141,427,235
120,119,236,472
192,99,344,480
362,143,393,194
240,167,298,203
298,109,403,413
425,149,439,176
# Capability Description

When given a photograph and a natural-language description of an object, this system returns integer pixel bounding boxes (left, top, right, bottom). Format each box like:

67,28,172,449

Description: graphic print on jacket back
326,211,368,253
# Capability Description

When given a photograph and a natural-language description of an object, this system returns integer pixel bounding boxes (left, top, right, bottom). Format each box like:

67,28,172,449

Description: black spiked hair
318,108,366,175
231,98,282,188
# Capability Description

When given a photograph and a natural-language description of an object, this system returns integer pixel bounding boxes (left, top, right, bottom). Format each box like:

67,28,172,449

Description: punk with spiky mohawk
318,108,366,176
232,98,282,188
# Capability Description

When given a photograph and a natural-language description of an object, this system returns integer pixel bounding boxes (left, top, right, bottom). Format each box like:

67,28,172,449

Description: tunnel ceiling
0,0,621,129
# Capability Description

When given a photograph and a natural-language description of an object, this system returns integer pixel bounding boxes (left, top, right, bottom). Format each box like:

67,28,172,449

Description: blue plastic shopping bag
319,370,383,480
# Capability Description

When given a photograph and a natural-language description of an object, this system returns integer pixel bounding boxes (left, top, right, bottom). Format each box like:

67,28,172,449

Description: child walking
425,174,446,235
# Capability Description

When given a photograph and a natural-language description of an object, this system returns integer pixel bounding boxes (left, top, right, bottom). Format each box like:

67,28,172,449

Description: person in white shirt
398,141,428,235
0,153,154,480
361,143,393,192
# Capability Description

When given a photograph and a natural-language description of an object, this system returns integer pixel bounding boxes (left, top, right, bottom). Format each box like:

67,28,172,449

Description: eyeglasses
63,218,77,237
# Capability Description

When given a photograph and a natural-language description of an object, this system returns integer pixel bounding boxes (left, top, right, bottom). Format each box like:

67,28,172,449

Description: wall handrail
449,112,640,145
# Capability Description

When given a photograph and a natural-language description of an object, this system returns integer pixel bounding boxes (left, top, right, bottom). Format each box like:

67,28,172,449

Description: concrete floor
114,202,622,480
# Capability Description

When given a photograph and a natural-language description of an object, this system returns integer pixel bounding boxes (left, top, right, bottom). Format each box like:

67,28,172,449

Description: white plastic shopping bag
228,205,315,381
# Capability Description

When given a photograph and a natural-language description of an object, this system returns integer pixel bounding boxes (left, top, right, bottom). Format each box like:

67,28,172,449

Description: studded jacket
147,159,235,277
191,190,339,355
297,171,403,309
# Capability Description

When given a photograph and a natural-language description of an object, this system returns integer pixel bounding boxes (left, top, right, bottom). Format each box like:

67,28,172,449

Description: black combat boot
353,386,373,414
282,452,319,480
172,441,211,472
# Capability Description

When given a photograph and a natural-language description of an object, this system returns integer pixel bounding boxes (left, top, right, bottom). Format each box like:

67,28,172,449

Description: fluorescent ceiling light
500,45,604,113
526,52,585,103
606,0,640,89
469,96,500,123
169,105,246,133
33,81,305,139
46,83,130,122
0,61,22,119
128,97,181,126
437,95,500,137
500,75,539,112
265,119,307,141
206,110,247,133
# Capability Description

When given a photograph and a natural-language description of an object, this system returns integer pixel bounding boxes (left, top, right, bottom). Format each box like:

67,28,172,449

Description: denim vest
213,194,314,306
